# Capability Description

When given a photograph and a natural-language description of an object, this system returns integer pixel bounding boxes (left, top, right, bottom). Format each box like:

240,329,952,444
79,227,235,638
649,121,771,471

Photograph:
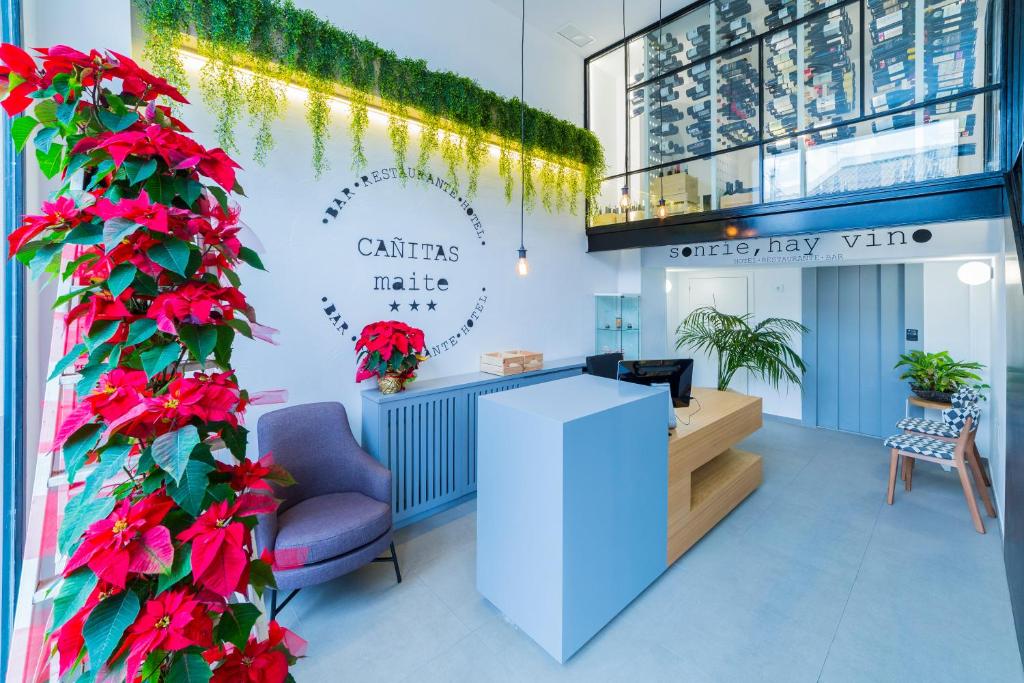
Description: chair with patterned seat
884,406,995,533
895,386,991,489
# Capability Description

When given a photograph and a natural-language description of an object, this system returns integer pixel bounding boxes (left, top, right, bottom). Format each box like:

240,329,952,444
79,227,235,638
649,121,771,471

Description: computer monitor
586,352,624,380
616,359,695,407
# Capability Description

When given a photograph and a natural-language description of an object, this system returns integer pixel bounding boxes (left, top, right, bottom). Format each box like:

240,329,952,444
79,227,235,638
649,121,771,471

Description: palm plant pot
377,372,407,394
911,386,954,402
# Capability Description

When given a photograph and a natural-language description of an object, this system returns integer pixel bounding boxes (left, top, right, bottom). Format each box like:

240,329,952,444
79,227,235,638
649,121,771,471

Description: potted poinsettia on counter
0,43,304,681
355,321,427,394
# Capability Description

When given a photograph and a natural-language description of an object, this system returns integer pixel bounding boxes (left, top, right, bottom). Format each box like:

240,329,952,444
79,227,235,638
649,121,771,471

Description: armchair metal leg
270,589,300,620
372,541,402,583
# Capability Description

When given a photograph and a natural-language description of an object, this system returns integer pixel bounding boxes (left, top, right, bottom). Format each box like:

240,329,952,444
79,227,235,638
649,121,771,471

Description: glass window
589,177,630,226
865,0,917,114
763,26,800,138
714,0,768,49
585,0,1001,225
588,47,626,176
715,46,760,150
803,3,861,129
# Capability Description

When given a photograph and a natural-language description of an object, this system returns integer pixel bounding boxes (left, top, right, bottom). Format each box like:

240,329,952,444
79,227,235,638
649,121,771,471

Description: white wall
922,259,999,496
665,268,803,420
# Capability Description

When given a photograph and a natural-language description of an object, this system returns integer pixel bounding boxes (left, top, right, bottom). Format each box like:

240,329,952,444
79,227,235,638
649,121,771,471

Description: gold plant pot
377,372,406,395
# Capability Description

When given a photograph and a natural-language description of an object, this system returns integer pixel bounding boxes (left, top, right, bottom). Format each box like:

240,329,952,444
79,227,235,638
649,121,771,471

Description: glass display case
595,294,641,360
585,0,1003,227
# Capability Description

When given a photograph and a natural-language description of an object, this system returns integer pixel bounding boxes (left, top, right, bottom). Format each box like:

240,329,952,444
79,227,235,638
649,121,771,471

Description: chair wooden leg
901,455,907,481
972,443,992,487
904,456,914,492
966,448,997,518
955,460,986,534
887,449,899,505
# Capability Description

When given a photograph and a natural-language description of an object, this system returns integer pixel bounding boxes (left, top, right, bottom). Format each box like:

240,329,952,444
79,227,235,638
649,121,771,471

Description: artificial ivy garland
134,0,605,213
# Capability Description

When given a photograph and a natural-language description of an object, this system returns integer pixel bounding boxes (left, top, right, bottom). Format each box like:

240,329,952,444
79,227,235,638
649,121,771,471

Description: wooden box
480,350,544,376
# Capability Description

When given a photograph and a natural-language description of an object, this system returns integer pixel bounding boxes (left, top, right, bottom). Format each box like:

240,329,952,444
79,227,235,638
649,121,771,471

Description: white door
683,276,750,392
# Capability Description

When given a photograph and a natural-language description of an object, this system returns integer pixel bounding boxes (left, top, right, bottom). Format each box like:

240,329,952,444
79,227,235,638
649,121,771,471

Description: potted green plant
893,350,987,402
675,306,808,392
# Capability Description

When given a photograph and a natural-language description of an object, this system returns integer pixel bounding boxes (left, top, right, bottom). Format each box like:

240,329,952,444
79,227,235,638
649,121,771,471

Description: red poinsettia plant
354,320,427,383
1,43,304,681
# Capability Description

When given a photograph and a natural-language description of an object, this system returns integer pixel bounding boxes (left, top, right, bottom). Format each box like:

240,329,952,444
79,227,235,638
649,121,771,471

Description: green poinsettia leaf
102,216,141,251
165,652,212,683
50,568,99,632
49,342,86,381
97,108,139,133
179,324,218,365
216,603,262,649
157,544,192,594
125,318,159,346
11,115,38,153
238,246,265,270
58,490,115,556
35,142,64,179
151,426,200,483
106,263,137,298
82,590,140,673
148,238,192,277
168,459,214,516
140,342,181,378
85,319,121,351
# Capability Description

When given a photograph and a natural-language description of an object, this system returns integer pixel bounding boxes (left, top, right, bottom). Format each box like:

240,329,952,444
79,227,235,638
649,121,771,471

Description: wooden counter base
668,389,763,565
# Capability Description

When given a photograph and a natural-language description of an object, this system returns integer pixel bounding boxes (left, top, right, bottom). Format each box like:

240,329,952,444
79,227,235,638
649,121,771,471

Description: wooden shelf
667,388,763,565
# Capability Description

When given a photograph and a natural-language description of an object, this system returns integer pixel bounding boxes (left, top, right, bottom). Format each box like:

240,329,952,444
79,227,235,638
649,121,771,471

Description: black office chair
586,352,623,379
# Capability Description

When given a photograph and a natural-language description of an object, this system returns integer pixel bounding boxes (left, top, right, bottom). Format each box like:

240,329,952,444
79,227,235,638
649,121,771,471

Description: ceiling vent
557,23,595,48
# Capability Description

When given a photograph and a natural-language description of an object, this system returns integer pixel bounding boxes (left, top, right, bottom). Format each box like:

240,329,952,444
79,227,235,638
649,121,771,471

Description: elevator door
802,265,907,437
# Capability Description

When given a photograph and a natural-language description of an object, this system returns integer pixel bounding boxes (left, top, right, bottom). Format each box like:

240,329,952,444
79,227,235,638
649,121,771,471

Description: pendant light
516,0,530,277
619,0,630,212
655,0,667,220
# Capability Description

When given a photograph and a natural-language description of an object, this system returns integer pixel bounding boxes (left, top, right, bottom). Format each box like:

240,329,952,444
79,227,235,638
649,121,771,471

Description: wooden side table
905,394,953,416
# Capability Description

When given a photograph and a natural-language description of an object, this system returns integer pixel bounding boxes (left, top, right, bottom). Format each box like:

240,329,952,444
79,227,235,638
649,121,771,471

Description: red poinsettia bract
205,621,304,683
64,493,174,588
114,588,214,681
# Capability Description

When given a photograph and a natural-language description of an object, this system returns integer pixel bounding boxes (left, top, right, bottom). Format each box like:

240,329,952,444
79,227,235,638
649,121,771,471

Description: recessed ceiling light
557,23,595,47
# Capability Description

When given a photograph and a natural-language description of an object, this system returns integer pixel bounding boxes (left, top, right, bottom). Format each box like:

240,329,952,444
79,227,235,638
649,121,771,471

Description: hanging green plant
554,164,568,213
140,2,188,104
464,127,485,200
439,132,463,193
498,144,515,204
348,92,369,171
134,0,605,214
306,85,331,177
246,71,285,166
567,168,581,216
538,162,557,213
416,115,440,178
198,47,245,153
521,150,536,211
387,111,410,180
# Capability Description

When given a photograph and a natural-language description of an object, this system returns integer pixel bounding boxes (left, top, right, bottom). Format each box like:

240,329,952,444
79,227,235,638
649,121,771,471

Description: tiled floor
286,420,1023,682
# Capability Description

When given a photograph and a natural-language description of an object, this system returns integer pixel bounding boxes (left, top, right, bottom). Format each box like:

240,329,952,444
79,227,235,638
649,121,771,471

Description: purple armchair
256,402,401,618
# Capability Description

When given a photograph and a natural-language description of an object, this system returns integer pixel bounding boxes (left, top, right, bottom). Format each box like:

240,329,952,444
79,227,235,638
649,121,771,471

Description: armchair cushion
274,492,391,568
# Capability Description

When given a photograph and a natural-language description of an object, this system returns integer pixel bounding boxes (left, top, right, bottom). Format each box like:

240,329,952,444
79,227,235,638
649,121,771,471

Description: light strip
176,48,579,171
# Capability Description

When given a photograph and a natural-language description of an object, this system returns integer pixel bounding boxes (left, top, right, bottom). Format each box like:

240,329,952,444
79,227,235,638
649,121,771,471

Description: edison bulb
516,247,529,277
657,199,667,219
619,185,630,208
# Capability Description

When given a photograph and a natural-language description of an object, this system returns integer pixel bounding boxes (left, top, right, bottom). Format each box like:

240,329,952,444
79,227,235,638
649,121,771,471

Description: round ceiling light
957,261,992,286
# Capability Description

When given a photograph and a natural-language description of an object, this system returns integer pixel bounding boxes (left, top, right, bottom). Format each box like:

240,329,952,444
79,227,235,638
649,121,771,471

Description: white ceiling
486,0,690,56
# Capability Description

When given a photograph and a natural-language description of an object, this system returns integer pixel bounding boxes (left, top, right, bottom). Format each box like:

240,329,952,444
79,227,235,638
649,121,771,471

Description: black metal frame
583,0,1011,250
1,0,25,678
269,542,402,620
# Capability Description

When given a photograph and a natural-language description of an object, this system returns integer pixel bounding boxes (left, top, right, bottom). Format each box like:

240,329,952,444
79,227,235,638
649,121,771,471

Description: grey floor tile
282,421,1022,682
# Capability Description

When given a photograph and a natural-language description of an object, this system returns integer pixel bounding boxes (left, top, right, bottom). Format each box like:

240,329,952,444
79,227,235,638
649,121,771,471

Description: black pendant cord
518,0,526,254
657,0,665,207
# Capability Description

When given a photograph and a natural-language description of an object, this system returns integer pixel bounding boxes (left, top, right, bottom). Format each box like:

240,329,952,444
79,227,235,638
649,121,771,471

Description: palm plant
675,306,808,392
